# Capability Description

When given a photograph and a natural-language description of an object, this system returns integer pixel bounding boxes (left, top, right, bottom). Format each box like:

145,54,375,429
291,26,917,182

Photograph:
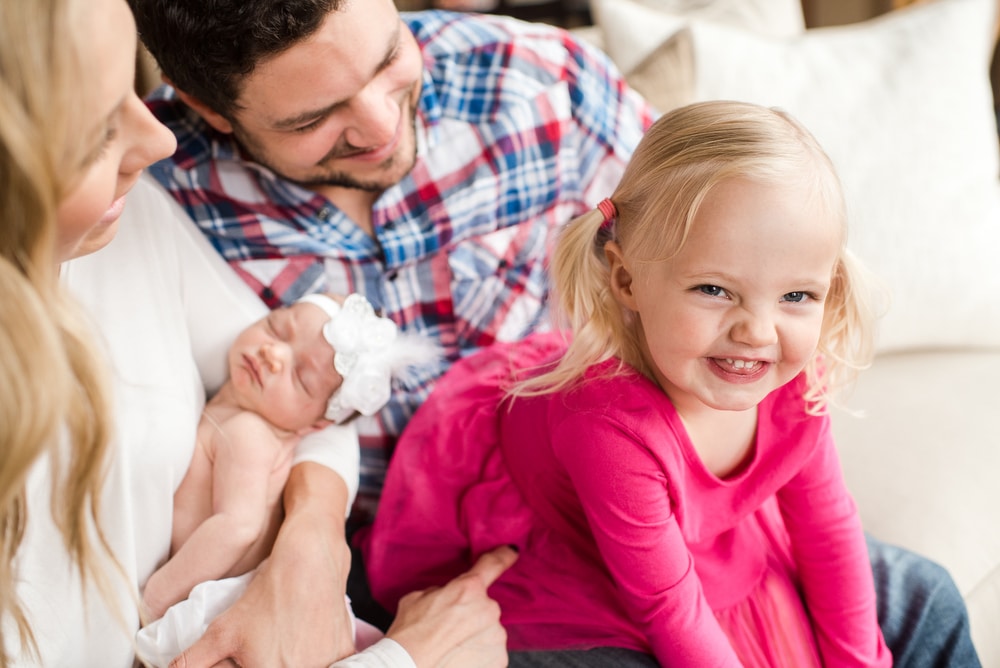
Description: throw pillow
591,0,804,75
597,0,1000,353
624,29,695,114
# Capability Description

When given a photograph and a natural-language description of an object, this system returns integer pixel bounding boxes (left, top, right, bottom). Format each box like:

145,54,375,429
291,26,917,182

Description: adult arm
170,462,355,668
327,547,515,668
775,417,891,667
151,175,359,665
385,546,513,668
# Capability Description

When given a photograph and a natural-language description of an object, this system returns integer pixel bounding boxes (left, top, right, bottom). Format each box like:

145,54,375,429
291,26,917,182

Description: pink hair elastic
597,198,617,232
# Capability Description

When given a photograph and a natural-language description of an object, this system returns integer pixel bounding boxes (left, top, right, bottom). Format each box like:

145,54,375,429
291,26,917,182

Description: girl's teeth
724,358,758,370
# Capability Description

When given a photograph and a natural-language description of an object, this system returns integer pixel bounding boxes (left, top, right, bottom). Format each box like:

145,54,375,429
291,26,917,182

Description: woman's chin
68,219,121,260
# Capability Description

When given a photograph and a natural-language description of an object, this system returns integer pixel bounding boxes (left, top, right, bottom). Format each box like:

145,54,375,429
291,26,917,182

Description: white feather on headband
296,293,441,423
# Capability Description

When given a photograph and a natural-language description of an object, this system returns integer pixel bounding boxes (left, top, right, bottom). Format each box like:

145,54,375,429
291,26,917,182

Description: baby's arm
775,417,891,667
142,411,283,621
554,413,743,667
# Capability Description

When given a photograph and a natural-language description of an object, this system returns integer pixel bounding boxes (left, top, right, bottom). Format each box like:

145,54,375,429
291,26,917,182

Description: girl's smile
708,357,771,384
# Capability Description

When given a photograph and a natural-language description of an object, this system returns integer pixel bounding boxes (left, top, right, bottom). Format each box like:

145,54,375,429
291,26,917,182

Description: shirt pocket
447,220,553,349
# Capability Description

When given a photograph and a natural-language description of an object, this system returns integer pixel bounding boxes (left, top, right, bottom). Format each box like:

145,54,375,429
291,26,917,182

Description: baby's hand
139,571,170,625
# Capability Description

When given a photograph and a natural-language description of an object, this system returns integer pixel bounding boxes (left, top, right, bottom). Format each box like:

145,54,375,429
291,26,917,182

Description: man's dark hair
128,0,341,118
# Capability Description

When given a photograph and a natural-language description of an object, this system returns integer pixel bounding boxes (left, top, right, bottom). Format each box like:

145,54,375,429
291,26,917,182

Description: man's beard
232,111,419,195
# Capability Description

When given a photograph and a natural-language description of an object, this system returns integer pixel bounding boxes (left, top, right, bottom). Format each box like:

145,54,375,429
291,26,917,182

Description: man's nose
343,87,399,150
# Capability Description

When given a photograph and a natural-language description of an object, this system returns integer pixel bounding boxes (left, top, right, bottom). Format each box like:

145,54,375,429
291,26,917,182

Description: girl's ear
605,241,639,311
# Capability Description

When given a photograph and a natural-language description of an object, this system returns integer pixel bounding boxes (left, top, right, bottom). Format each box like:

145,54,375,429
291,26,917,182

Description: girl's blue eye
783,292,808,303
698,285,726,298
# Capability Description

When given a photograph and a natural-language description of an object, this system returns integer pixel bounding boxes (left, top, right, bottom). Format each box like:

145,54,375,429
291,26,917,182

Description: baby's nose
260,342,285,372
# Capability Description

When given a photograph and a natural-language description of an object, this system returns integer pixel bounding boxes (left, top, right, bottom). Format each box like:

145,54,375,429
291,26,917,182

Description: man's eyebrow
270,23,403,132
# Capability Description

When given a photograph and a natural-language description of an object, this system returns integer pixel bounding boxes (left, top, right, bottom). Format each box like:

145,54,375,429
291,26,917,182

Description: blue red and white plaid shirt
146,11,654,519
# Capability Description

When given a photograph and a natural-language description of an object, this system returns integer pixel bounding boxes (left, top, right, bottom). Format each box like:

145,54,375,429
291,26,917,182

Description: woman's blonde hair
0,0,118,661
519,101,877,411
0,259,78,656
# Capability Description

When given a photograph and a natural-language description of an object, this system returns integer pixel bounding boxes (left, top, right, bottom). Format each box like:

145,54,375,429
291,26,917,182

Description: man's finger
465,545,518,587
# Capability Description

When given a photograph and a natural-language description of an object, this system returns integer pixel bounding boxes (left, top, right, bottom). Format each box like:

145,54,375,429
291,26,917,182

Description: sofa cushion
622,30,696,116
592,0,1000,354
591,0,804,74
831,350,1000,663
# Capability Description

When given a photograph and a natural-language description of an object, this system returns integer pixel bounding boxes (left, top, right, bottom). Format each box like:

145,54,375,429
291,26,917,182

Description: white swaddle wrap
136,572,383,667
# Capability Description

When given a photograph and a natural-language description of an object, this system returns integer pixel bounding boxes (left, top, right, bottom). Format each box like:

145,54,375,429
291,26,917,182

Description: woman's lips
98,194,127,224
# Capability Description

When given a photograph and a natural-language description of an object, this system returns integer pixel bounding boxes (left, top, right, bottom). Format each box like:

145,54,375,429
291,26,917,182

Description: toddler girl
365,101,891,666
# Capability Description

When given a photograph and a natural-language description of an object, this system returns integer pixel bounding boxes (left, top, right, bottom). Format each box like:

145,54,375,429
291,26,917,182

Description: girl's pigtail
511,203,625,396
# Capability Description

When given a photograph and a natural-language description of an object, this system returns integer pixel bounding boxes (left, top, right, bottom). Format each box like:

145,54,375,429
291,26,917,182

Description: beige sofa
576,0,1000,663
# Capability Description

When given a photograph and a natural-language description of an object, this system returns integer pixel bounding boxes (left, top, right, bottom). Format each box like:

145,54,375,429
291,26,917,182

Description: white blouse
7,175,395,666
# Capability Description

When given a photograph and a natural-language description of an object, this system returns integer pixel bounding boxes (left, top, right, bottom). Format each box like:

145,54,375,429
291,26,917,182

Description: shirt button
317,206,332,220
261,287,275,300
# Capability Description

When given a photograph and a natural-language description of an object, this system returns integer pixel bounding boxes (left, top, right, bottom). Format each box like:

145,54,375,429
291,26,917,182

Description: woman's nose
121,93,176,174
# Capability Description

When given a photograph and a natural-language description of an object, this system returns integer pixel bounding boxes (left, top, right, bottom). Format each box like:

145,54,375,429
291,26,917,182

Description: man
130,1,980,667
130,1,649,665
132,0,650,518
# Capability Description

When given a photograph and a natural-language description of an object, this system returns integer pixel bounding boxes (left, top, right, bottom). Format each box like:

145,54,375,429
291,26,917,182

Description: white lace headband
297,293,436,423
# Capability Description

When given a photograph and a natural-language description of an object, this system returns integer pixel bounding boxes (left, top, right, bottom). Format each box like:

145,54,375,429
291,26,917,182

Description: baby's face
227,301,342,433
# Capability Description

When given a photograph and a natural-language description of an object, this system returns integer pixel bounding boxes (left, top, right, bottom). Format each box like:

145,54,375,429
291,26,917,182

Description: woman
0,0,174,662
1,1,511,665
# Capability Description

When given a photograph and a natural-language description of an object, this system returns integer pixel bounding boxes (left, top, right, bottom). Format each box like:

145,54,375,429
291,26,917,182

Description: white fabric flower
318,294,399,422
298,292,440,424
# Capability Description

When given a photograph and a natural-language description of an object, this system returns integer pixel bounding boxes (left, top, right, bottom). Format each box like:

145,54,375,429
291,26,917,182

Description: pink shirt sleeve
552,412,743,668
775,416,892,667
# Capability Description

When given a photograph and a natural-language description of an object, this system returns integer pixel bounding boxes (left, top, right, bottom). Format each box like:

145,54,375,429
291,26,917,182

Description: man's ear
169,82,235,135
605,240,639,311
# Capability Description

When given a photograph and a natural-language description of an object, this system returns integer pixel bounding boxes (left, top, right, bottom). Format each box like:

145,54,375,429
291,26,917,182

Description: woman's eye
697,285,727,298
81,126,117,167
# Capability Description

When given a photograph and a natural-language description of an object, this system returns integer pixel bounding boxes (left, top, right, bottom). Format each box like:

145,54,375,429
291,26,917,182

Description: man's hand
169,463,355,668
386,546,517,668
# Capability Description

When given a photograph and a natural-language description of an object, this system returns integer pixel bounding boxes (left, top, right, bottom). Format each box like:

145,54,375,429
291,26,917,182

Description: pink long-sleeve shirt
365,335,891,667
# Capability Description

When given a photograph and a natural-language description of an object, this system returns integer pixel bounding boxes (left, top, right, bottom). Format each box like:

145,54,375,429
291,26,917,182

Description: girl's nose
731,308,778,348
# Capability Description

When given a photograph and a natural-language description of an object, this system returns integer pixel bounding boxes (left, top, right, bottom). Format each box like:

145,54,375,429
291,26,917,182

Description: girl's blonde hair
0,0,118,661
519,101,876,411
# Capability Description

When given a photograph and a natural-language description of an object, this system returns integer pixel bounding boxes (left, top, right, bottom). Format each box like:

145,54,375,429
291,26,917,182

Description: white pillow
599,0,1000,353
591,0,804,75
